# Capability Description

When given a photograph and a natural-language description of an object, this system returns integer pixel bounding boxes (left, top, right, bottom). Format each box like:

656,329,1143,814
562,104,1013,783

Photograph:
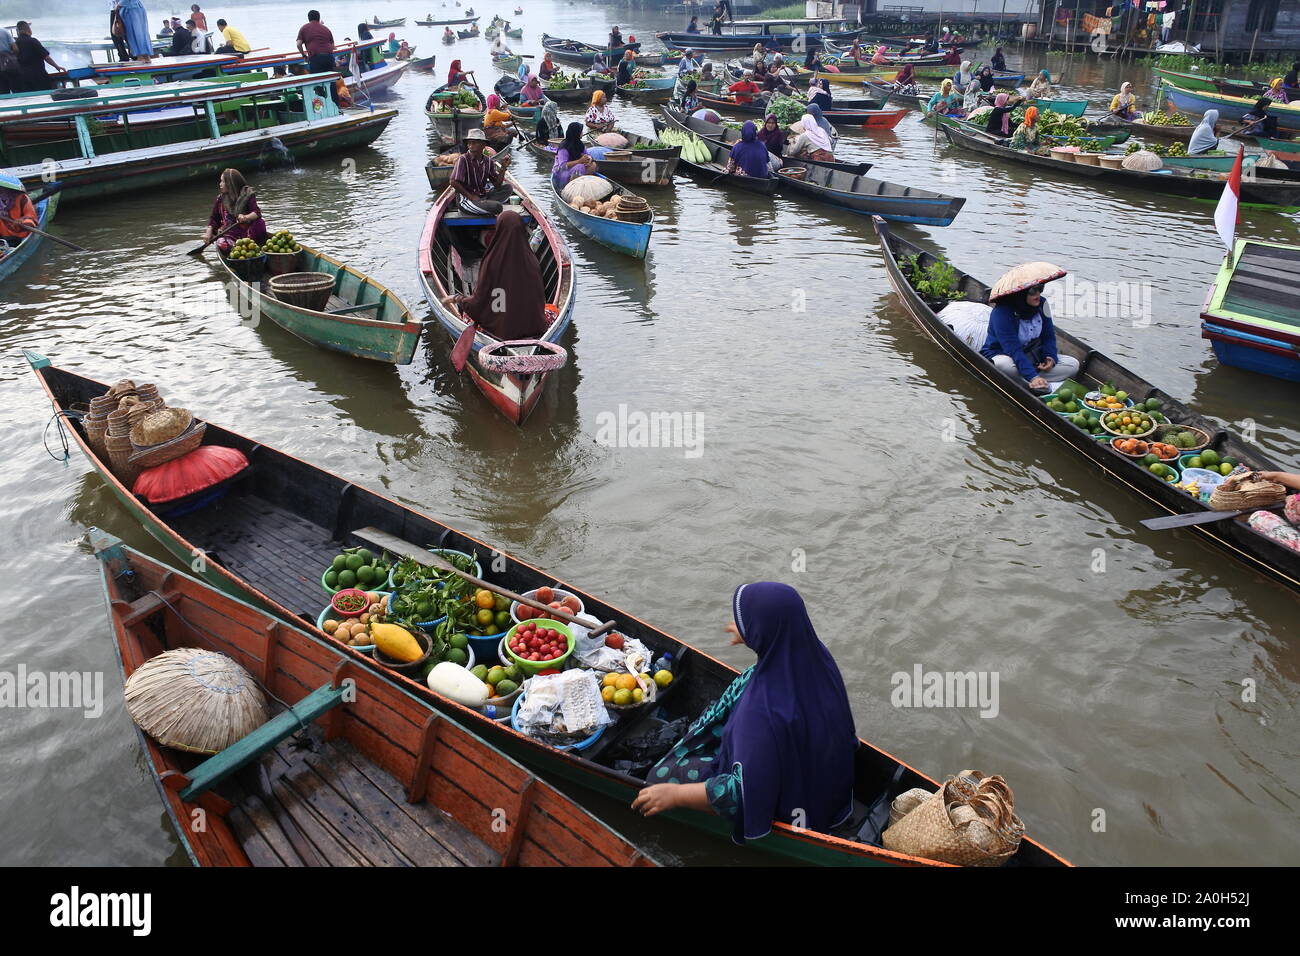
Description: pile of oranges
601,672,648,707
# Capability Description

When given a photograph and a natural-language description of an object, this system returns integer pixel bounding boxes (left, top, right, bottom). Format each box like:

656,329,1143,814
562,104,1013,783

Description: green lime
493,594,511,613
494,610,511,629
495,679,518,696
356,565,375,584
503,664,521,681
324,569,339,588
357,548,374,564
447,648,468,666
449,633,469,650
1220,463,1232,476
1188,456,1203,469
471,664,489,681
415,601,433,618
332,554,348,571
487,666,506,685
345,554,364,572
337,569,357,589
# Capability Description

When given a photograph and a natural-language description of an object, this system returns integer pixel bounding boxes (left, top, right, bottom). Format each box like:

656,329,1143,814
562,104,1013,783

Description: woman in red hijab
445,210,549,341
447,59,472,86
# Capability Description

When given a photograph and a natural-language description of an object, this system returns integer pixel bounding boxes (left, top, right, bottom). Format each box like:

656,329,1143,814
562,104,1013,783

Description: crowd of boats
5,12,1299,870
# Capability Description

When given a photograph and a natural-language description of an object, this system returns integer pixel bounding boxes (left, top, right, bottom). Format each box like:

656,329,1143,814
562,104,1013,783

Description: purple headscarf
729,121,771,178
713,582,857,842
993,92,1011,135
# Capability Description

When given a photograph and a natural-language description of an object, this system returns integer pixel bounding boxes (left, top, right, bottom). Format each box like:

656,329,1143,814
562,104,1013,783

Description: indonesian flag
1214,149,1243,253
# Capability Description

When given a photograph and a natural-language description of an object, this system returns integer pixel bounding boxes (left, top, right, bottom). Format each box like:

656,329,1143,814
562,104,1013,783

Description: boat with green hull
216,245,421,364
26,350,1071,869
0,75,395,203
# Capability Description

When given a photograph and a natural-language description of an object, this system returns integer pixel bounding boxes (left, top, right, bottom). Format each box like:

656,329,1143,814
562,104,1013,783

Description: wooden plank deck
225,727,499,867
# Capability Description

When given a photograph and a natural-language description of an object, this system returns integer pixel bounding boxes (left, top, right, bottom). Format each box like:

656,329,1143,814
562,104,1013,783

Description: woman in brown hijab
445,210,550,340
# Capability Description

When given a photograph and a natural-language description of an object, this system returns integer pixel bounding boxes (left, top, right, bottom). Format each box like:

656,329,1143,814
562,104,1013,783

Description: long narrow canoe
1163,83,1300,133
871,218,1300,593
417,175,576,424
1200,238,1300,382
938,122,1300,208
426,84,487,143
417,15,481,26
657,107,873,176
1032,98,1087,117
927,113,1126,151
1154,66,1260,96
93,535,658,868
615,84,675,103
540,33,640,67
1091,115,1197,142
695,90,896,126
28,350,1071,868
0,188,59,284
366,17,406,28
549,174,654,258
216,244,420,364
657,128,780,196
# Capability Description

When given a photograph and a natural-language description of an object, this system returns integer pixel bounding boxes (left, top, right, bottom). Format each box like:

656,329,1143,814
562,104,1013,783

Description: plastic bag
609,716,690,777
515,671,611,744
572,614,652,673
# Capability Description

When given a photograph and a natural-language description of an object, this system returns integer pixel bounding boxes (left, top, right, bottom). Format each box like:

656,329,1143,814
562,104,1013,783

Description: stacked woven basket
84,380,205,485
611,193,651,223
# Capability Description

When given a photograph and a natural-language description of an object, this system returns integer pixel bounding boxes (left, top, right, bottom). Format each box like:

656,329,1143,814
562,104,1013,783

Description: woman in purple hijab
632,582,857,843
726,121,771,178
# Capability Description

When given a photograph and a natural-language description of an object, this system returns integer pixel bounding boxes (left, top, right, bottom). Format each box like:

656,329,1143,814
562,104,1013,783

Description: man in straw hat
979,263,1080,393
0,173,38,255
449,128,513,215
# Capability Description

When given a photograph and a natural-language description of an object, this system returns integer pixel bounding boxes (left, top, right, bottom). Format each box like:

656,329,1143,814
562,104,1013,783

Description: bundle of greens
768,93,807,127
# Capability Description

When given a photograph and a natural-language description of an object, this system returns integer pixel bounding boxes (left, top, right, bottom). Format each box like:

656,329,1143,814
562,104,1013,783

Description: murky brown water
1,2,1297,867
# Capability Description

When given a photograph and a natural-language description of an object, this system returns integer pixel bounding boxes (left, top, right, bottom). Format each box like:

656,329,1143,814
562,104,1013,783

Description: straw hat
1122,150,1163,171
989,262,1067,300
124,648,268,755
464,128,487,143
130,406,193,446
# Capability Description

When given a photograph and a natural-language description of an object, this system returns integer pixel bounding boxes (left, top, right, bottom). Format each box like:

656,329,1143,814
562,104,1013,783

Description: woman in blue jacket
980,276,1079,392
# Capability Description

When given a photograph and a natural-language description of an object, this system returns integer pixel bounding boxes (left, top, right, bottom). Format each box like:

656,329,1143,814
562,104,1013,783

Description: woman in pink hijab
870,45,888,65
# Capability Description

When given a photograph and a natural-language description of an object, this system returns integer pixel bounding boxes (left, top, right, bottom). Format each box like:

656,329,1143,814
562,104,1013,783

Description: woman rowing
519,73,545,105
631,582,857,845
1238,99,1280,138
446,58,472,86
551,121,597,187
1263,77,1288,103
976,66,996,94
926,78,963,116
990,47,1007,71
584,88,617,132
892,63,918,95
870,44,888,66
678,79,702,115
534,98,560,143
1188,109,1221,155
538,51,557,80
589,50,611,77
726,121,771,179
482,93,513,145
980,266,1080,392
962,77,985,113
202,168,268,249
1283,60,1300,97
0,175,38,253
1109,81,1139,120
442,26,455,42
942,44,962,66
443,210,549,341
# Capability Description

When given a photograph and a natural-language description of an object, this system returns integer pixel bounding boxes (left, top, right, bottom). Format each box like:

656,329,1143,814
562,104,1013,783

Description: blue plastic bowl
316,603,376,653
510,691,606,751
467,631,505,663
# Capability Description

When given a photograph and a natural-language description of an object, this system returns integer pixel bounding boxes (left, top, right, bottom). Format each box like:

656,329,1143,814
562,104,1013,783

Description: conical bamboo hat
124,648,268,755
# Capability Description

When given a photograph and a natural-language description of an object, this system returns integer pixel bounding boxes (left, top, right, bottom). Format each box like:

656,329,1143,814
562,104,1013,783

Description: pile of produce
1012,107,1092,137
1124,140,1186,157
1147,440,1182,460
323,547,393,591
655,127,713,163
1141,110,1193,126
507,621,569,663
225,237,262,260
1102,408,1156,436
322,591,391,647
569,194,625,218
1182,448,1237,476
389,550,477,590
262,230,300,254
631,138,669,150
469,663,521,699
516,585,582,620
623,68,665,88
1160,427,1208,451
1144,459,1180,483
433,151,461,166
433,89,483,111
768,93,808,127
544,72,576,90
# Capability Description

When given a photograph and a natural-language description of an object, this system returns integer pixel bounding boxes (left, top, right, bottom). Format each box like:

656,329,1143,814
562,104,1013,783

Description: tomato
538,668,561,676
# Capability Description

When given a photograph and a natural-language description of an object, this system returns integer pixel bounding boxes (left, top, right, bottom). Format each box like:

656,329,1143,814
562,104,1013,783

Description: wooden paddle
186,221,240,257
422,550,619,638
1140,508,1255,531
0,216,88,252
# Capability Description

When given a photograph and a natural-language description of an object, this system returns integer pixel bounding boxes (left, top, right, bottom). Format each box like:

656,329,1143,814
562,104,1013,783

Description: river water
1,1,1296,867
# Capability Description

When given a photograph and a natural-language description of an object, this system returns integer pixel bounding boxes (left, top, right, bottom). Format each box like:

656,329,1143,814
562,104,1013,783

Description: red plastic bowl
330,588,371,618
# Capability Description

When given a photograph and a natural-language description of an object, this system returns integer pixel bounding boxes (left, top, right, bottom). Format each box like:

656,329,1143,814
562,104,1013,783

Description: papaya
371,622,424,663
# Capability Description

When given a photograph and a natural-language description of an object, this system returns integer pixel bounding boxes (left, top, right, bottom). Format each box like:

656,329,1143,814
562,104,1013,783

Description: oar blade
1140,508,1247,531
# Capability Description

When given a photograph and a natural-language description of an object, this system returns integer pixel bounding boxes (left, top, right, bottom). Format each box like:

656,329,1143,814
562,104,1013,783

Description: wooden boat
1164,83,1300,133
871,217,1300,592
410,54,439,72
540,33,640,67
725,60,818,87
367,17,406,28
215,244,420,364
1092,115,1197,142
425,84,487,142
528,131,680,186
539,80,602,104
93,535,656,868
28,351,1071,867
619,72,677,91
616,83,675,103
657,19,865,52
1246,134,1300,155
456,27,479,39
417,15,481,26
0,186,59,283
927,113,1125,150
864,81,926,109
656,107,872,176
549,174,653,258
695,91,896,127
659,129,780,196
938,123,1300,208
508,104,539,121
505,27,523,39
772,163,965,225
1153,66,1260,96
1200,238,1300,382
417,176,575,424
491,54,522,73
813,66,897,86
0,76,396,202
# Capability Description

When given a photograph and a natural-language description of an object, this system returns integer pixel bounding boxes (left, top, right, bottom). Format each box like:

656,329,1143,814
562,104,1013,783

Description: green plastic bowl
502,619,575,676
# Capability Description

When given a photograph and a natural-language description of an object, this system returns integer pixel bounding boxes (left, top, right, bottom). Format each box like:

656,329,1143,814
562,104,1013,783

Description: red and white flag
1214,149,1243,252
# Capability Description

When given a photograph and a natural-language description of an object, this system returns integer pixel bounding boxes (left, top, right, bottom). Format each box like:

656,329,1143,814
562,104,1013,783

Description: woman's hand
1029,375,1048,390
725,621,744,646
1036,356,1056,372
631,784,681,817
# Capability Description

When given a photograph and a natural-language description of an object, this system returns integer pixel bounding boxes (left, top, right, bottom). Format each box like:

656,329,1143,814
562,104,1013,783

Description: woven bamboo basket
128,421,207,469
1209,472,1287,511
778,166,807,180
264,250,303,275
106,407,133,437
1153,422,1212,452
134,384,161,405
268,272,335,312
84,412,110,458
105,433,142,486
603,149,633,160
612,194,651,223
223,252,267,282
